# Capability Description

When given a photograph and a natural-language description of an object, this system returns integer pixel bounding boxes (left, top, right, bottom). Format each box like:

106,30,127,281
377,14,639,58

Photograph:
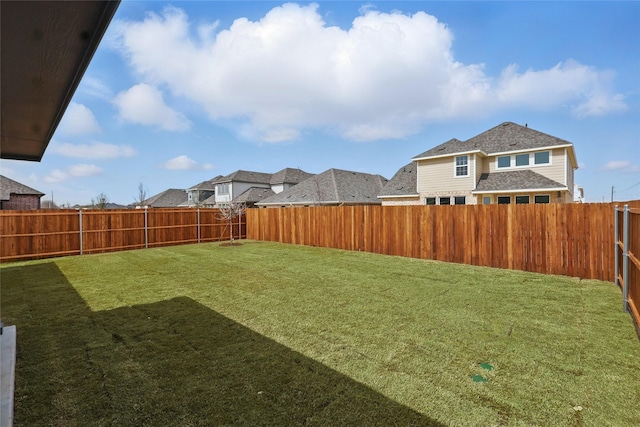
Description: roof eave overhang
472,187,569,195
377,194,420,199
488,144,574,157
1,1,121,162
412,150,485,162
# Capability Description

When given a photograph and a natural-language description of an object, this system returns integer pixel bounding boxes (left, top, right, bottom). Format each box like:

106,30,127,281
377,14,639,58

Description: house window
218,183,229,195
425,197,436,205
515,195,530,204
482,196,491,205
515,153,529,167
534,151,550,165
455,156,469,177
454,196,466,205
439,197,451,205
497,196,511,204
534,195,550,204
497,156,511,168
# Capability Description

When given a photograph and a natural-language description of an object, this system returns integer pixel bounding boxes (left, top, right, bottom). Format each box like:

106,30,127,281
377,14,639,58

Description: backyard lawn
1,240,639,426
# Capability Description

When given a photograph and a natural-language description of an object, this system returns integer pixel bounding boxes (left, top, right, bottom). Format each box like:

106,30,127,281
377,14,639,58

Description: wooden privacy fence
615,204,640,328
247,202,640,282
0,208,246,262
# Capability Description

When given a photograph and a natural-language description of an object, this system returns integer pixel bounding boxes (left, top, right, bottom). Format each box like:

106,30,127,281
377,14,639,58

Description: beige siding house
379,122,578,205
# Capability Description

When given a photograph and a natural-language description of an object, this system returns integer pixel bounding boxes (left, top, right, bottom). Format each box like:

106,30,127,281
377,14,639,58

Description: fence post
197,208,201,243
615,205,619,287
144,207,148,249
622,204,630,313
79,210,83,255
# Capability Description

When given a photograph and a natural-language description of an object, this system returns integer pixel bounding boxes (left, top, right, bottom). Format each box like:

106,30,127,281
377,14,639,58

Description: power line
617,180,640,193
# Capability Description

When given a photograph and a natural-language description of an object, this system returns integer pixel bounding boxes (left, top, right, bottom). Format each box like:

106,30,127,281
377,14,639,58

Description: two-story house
185,168,314,208
380,122,578,205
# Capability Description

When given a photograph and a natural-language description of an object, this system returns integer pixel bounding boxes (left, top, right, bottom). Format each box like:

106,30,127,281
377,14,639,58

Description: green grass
1,240,639,426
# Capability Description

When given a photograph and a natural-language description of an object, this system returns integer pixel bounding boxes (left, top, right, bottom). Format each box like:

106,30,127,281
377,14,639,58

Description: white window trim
454,155,470,178
496,150,552,170
533,150,551,166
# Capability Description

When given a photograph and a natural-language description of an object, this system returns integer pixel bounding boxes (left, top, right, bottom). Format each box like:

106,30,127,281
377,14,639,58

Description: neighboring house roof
257,168,388,206
188,176,222,191
378,163,418,197
270,168,315,185
142,189,188,207
473,170,566,194
201,193,217,206
0,174,44,200
413,122,575,160
233,187,276,204
214,170,273,185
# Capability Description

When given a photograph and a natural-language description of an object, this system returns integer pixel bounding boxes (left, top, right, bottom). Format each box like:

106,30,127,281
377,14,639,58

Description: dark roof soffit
1,1,121,162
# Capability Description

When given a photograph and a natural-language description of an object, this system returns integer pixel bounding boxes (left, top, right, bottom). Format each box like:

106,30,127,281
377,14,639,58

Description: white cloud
113,83,191,131
600,161,640,173
80,76,113,100
53,141,137,159
496,62,627,117
44,164,103,183
57,103,101,136
113,4,628,142
161,155,213,171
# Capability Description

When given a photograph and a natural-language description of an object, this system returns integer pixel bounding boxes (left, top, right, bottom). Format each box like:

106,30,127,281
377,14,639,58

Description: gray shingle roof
213,170,273,185
188,176,222,191
258,168,388,206
474,170,566,193
379,163,418,197
413,122,573,159
0,174,44,200
233,187,276,204
142,189,188,207
270,168,314,185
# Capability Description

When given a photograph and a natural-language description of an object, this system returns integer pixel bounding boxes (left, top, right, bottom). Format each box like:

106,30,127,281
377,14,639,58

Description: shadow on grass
2,263,443,426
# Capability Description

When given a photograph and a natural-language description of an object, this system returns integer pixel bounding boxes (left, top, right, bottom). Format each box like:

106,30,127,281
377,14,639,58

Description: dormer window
515,153,529,166
497,156,510,168
497,151,551,169
534,151,550,165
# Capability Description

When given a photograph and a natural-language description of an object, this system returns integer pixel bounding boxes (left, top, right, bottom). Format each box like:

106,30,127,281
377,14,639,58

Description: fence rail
247,202,640,282
615,204,640,329
0,208,245,262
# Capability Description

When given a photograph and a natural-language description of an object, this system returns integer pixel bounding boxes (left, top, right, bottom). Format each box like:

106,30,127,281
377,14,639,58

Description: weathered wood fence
615,204,640,329
0,208,245,262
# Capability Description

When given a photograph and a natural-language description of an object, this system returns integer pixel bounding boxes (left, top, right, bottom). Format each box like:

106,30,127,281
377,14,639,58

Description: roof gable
270,168,314,185
258,168,388,206
233,187,276,203
0,174,44,200
413,122,575,160
216,170,273,185
379,162,418,197
142,188,187,207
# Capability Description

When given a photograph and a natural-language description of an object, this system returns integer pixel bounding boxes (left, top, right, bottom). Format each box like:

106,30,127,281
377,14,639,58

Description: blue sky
2,1,639,205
